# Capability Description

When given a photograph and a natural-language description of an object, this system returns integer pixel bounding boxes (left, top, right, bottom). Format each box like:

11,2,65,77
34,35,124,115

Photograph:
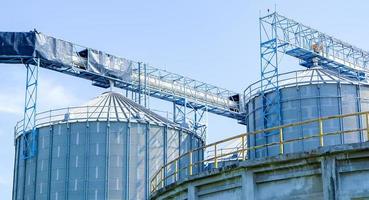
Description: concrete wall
151,142,369,200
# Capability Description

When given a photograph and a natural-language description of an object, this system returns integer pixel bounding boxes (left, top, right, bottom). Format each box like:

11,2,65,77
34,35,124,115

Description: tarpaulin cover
35,33,74,66
0,31,132,82
88,49,132,80
0,32,36,57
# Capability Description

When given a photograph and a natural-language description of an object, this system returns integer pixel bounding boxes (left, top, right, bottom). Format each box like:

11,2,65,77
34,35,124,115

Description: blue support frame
259,13,282,129
0,31,243,123
21,58,40,159
260,12,369,81
193,105,207,140
173,99,207,141
258,11,369,130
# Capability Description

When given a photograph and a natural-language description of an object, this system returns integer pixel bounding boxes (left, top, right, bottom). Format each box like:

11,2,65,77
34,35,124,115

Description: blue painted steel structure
259,12,282,132
259,12,369,132
0,31,241,159
173,99,207,140
2,11,369,161
260,12,369,80
13,92,204,200
21,58,39,159
245,68,369,158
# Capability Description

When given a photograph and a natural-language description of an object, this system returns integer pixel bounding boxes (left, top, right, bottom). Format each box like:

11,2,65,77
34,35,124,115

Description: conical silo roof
15,91,187,139
69,92,175,125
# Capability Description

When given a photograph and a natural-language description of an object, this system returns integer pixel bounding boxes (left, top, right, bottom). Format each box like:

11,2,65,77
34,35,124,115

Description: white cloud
38,79,80,110
0,92,23,115
0,77,81,117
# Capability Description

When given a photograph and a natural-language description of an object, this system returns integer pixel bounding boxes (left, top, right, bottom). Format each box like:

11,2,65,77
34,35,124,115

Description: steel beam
21,58,40,159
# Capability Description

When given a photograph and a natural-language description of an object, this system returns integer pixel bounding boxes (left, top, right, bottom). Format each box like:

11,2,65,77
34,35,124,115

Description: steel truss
259,13,282,130
260,12,369,80
0,31,242,158
21,58,39,159
259,11,369,131
173,99,207,140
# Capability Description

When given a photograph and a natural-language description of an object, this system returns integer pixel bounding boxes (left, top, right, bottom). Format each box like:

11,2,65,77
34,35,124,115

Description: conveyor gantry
0,31,242,119
258,12,369,134
0,31,242,158
260,12,369,80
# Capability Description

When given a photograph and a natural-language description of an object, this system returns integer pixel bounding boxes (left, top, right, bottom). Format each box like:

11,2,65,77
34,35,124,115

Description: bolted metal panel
246,83,369,159
13,92,204,200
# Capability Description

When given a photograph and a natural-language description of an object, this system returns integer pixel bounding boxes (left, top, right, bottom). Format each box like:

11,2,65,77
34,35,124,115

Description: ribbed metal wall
246,83,369,159
13,93,204,200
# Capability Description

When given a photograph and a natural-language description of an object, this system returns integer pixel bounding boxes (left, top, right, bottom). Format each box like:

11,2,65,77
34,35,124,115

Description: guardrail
150,111,369,193
14,106,186,139
242,68,357,105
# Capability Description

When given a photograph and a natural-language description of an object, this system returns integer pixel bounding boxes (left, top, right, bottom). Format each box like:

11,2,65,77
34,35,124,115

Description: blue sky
1,0,369,198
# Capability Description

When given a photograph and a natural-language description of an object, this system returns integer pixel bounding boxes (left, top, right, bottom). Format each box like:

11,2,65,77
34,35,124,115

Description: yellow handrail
150,111,369,193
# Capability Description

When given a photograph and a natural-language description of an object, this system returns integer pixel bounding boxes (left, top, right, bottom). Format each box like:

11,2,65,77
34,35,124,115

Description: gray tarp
35,33,74,66
88,49,132,80
0,31,132,82
0,32,36,57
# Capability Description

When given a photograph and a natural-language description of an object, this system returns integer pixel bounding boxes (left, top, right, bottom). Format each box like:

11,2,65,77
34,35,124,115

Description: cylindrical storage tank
12,92,204,200
244,69,369,159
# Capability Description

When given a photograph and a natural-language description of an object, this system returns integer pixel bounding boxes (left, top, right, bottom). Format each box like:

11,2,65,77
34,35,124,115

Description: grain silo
12,92,204,200
150,70,369,200
244,68,369,159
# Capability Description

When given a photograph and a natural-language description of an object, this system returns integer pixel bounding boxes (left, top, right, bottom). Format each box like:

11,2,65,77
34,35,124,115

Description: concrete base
151,142,369,200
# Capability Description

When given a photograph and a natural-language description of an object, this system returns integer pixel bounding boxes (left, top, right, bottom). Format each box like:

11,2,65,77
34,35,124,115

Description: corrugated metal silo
13,92,204,200
244,68,369,158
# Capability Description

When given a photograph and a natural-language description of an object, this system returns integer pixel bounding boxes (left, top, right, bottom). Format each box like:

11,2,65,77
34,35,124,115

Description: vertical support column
145,123,150,200
12,139,20,200
321,157,338,200
47,126,54,200
143,63,148,108
136,62,149,108
138,62,142,105
279,127,284,154
173,99,188,128
22,58,40,159
84,120,90,200
319,119,324,147
259,13,282,131
104,120,111,200
337,83,344,144
193,106,208,141
125,121,131,200
241,170,255,200
214,145,218,169
65,121,71,200
189,151,193,176
173,99,207,141
33,150,39,200
163,125,168,186
259,13,282,157
187,184,197,200
241,135,245,160
175,160,179,182
366,113,369,141
356,85,363,142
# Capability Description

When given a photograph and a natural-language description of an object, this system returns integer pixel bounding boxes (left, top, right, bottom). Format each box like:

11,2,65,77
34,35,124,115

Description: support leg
21,58,39,159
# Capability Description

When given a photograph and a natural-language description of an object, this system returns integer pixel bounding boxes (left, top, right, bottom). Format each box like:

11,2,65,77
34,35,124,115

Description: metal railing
14,106,187,139
150,111,369,193
242,68,362,106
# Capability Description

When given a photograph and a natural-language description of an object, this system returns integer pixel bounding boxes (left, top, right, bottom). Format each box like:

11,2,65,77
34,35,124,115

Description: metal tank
244,68,369,159
12,92,204,200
